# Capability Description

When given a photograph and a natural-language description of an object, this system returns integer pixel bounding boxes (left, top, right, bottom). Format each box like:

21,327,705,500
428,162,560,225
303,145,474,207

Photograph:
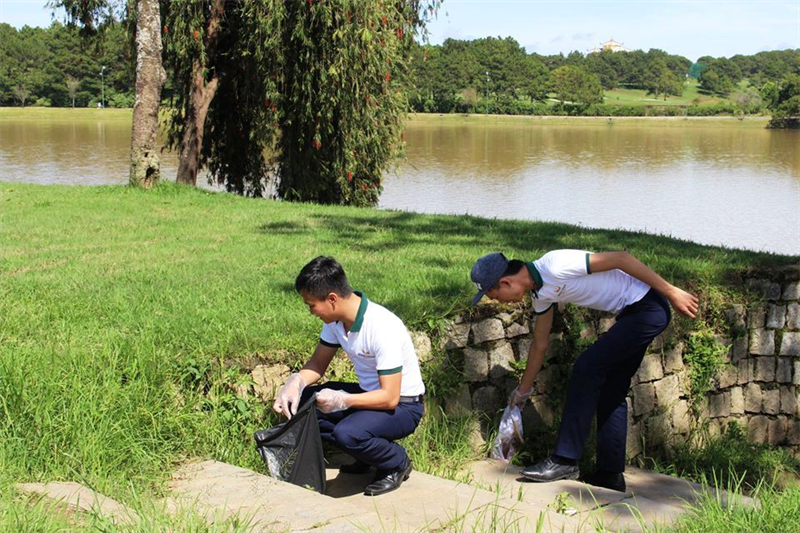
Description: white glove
273,373,306,419
315,389,351,414
508,385,532,408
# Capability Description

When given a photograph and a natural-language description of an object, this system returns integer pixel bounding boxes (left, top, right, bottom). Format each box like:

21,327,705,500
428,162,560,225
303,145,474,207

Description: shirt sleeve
372,324,405,376
531,299,555,315
544,249,592,280
319,322,340,348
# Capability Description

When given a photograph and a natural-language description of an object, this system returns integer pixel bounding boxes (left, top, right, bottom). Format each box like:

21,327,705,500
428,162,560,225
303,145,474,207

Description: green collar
525,262,544,297
350,291,369,332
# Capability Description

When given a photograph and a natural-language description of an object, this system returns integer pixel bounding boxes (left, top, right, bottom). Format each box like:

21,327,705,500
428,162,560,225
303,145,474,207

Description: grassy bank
409,112,771,128
1,183,796,530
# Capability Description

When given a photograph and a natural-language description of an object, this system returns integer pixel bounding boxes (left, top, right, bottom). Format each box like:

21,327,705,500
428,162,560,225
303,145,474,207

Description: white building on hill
588,37,632,54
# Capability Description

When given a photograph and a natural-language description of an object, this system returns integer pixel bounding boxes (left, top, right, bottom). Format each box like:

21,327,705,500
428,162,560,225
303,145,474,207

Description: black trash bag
254,396,326,494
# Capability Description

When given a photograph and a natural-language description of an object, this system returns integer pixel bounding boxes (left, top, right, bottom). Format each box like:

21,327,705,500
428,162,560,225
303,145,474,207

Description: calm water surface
1,116,798,255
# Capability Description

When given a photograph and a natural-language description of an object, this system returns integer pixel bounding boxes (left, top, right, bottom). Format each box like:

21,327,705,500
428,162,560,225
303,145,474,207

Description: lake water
1,115,798,255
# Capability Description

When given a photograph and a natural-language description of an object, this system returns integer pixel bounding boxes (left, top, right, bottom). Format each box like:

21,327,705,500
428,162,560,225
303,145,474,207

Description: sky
1,0,799,61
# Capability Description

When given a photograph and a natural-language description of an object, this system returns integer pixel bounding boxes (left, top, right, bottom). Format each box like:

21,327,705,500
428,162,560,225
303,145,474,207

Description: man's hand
272,373,306,419
315,389,351,414
508,385,532,408
666,286,699,319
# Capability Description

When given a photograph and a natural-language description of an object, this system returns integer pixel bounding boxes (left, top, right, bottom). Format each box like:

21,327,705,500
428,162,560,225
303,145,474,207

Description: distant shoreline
408,113,772,127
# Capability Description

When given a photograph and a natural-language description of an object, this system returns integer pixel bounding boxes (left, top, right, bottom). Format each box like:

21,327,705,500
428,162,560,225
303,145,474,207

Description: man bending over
470,250,697,492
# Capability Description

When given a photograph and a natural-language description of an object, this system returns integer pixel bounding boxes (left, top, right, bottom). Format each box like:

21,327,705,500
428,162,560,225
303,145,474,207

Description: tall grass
1,182,795,529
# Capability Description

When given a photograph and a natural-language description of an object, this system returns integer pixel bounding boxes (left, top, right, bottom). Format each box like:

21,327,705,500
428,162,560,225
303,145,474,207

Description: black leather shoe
520,455,579,482
339,460,372,475
581,471,626,492
363,458,412,496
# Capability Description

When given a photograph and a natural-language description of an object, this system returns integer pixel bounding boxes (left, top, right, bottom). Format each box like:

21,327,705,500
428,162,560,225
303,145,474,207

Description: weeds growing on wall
683,325,729,415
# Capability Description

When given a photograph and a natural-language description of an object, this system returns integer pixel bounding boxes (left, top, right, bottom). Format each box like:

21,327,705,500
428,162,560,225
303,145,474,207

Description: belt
399,395,423,403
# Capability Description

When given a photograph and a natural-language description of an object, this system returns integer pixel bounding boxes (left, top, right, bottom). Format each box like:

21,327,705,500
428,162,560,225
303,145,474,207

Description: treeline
0,22,134,107
408,37,800,116
2,22,799,122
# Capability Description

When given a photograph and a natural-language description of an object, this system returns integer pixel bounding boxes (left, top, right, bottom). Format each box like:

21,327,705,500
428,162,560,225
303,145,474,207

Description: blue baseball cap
470,252,509,305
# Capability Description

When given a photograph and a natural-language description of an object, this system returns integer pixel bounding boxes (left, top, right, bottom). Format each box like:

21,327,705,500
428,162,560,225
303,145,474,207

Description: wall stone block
598,318,616,335
646,410,672,447
464,347,489,382
777,358,792,383
723,304,746,331
744,382,762,413
516,337,532,360
768,416,787,445
443,322,470,349
411,331,433,362
747,305,766,329
730,386,744,415
672,399,691,434
664,342,685,374
748,415,769,444
787,303,800,330
544,333,563,362
730,337,748,363
444,384,473,416
795,361,800,386
788,420,800,445
717,365,737,389
627,421,643,458
766,304,786,329
523,396,554,427
736,359,753,385
536,365,557,394
780,332,800,356
496,311,521,327
763,388,780,415
709,392,730,418
637,354,664,382
472,318,505,344
488,342,515,381
633,382,655,416
780,386,798,416
750,329,775,356
654,374,681,406
472,385,499,415
506,321,530,338
755,357,776,382
783,281,800,301
746,279,782,301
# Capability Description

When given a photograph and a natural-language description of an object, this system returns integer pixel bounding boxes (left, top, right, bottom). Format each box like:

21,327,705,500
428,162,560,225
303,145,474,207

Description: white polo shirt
529,250,650,315
319,292,425,397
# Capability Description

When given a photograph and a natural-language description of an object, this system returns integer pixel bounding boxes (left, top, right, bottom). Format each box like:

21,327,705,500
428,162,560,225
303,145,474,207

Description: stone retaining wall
438,273,800,459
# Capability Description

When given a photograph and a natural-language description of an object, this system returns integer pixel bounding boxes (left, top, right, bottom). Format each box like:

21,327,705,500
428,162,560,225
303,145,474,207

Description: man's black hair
295,256,354,300
502,259,526,278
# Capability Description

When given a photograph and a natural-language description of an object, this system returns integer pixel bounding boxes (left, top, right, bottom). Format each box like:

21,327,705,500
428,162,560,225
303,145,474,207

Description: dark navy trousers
554,289,671,473
300,381,424,471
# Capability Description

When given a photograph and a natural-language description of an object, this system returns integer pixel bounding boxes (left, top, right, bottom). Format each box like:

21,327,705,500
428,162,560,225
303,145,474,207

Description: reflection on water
382,121,800,255
1,116,798,254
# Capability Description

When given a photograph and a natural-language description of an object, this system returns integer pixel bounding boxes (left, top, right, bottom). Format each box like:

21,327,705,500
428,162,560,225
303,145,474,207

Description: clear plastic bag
491,404,523,463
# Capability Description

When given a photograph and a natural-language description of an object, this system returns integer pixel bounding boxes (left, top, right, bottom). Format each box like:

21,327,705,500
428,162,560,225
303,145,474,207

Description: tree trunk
129,0,166,188
175,0,224,187
175,64,219,186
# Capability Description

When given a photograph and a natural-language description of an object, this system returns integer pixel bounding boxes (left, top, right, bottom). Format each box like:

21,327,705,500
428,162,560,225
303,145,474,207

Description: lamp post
101,66,106,109
485,71,490,115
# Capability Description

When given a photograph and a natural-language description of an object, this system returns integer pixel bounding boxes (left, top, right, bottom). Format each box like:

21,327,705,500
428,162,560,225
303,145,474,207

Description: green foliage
670,422,800,491
0,18,134,108
643,59,684,101
549,65,603,106
683,325,729,413
665,484,800,533
767,74,800,128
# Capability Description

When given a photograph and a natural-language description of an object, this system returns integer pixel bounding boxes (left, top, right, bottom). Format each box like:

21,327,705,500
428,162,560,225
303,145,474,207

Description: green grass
0,182,796,530
602,79,740,107
0,107,133,121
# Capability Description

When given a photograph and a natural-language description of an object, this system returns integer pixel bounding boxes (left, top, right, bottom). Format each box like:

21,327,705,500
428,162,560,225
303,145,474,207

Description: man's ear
326,292,339,306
